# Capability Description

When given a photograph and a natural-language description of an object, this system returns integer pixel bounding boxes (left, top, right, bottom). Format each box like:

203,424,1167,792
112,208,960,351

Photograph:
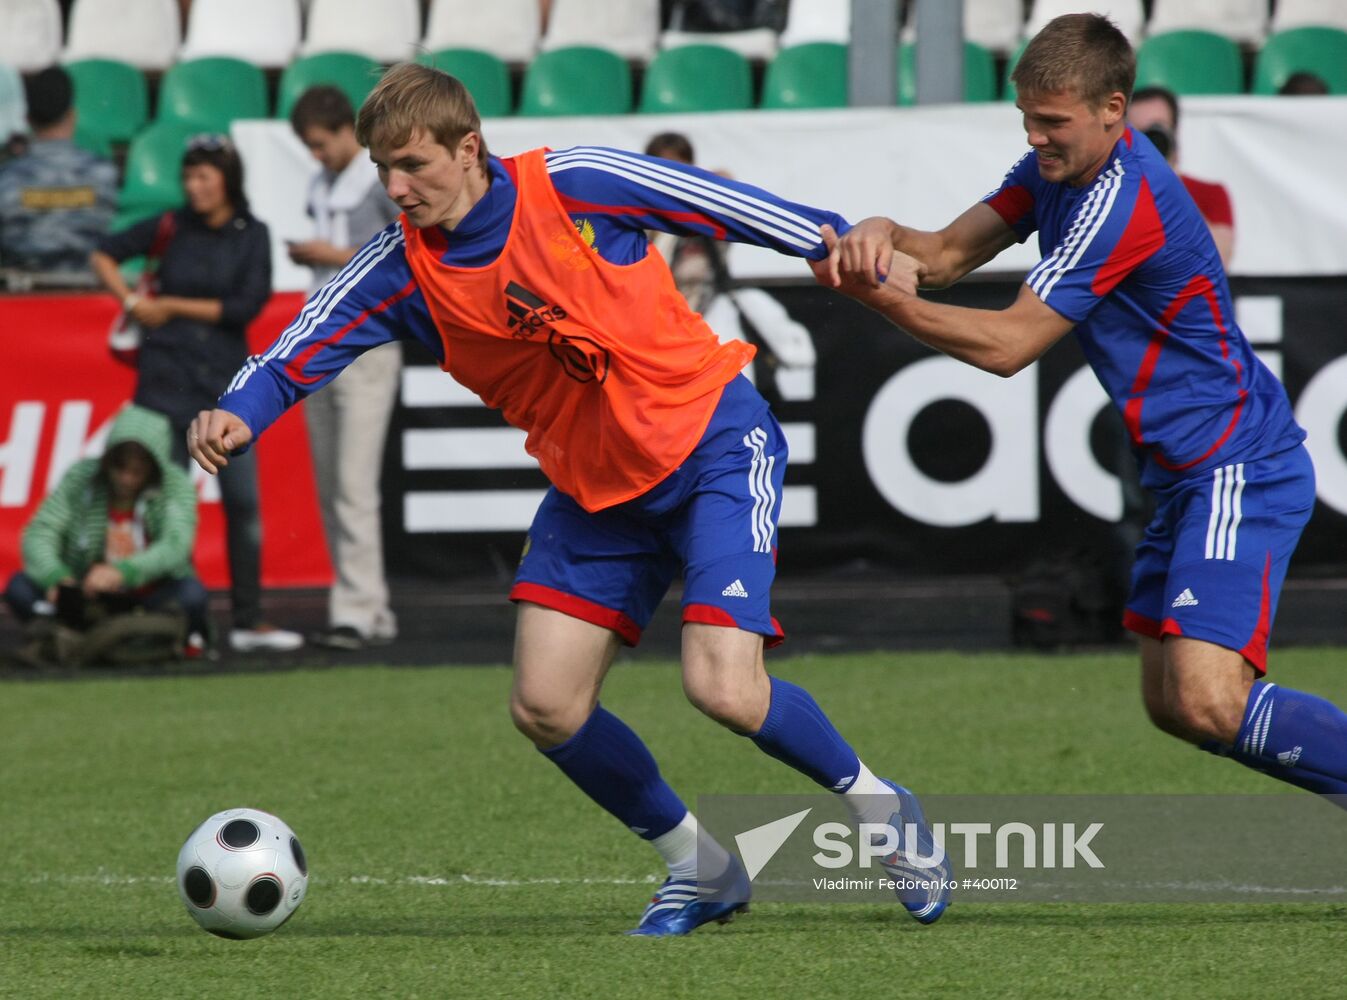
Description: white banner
235,96,1347,292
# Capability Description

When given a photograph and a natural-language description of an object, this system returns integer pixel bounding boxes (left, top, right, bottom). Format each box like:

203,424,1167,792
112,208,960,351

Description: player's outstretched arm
188,409,253,475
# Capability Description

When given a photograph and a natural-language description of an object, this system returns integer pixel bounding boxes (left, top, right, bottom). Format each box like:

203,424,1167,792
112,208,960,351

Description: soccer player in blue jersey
188,64,950,935
825,13,1347,803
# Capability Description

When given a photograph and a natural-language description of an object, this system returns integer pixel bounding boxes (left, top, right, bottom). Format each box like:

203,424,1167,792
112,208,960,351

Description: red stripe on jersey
1123,273,1246,470
683,603,785,648
509,581,643,646
1239,552,1273,675
283,279,418,385
1090,176,1164,297
555,193,728,240
985,184,1035,229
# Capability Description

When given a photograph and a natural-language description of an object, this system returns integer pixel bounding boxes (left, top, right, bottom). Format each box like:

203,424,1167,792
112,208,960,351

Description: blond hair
1012,13,1135,109
355,63,488,165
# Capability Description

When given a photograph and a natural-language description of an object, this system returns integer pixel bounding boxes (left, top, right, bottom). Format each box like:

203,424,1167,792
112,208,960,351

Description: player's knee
1163,684,1242,745
682,670,765,733
508,690,587,748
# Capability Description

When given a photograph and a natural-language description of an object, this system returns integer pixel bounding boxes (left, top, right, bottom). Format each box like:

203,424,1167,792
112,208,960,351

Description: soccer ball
175,807,309,939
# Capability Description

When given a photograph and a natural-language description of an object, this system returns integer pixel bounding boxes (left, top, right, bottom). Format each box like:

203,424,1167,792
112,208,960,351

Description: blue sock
541,704,688,840
749,676,862,791
1219,681,1347,803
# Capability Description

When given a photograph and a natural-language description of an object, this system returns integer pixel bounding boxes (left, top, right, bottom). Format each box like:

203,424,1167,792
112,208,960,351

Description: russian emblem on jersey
574,218,597,249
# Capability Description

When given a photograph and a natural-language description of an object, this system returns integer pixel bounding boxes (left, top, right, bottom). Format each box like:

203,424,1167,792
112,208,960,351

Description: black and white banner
379,276,1347,580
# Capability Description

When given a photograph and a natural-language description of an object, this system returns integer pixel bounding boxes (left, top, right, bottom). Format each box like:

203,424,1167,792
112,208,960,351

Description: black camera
1142,124,1175,160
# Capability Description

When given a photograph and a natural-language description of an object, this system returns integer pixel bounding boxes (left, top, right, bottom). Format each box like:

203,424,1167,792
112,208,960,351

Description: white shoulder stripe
545,147,820,251
1028,158,1125,302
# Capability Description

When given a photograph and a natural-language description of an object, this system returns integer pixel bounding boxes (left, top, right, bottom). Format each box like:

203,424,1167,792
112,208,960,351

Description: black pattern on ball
245,876,283,915
183,866,215,908
219,819,260,850
290,836,307,876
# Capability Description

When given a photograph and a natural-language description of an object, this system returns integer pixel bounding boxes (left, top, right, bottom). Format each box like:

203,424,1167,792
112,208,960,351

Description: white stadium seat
902,0,1026,54
1024,0,1145,44
779,0,851,47
540,0,660,62
63,0,182,71
301,0,422,63
1272,0,1347,33
0,0,63,73
1147,0,1268,46
179,0,302,68
423,0,542,64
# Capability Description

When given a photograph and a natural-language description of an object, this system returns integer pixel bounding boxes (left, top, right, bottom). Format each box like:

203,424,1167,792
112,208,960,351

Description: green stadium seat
761,43,848,110
519,46,632,116
420,48,513,117
277,51,382,121
638,44,752,113
113,121,192,230
898,41,997,104
157,57,269,131
66,58,148,157
1002,39,1028,102
1253,26,1347,94
1136,30,1244,95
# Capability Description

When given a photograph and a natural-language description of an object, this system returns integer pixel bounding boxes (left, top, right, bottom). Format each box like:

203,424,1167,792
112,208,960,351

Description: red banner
0,292,331,589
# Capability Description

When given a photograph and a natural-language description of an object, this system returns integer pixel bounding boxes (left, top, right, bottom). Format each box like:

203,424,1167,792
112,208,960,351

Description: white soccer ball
175,807,309,939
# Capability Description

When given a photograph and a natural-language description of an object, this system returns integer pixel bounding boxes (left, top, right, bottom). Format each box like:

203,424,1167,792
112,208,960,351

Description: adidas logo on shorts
722,579,749,598
1170,588,1200,608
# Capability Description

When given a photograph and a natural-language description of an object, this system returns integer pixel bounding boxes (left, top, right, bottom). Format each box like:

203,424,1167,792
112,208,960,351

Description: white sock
842,760,901,827
649,812,730,882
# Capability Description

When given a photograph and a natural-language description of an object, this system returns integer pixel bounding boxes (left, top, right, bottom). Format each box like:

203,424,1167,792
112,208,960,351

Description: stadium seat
541,0,659,63
659,28,779,62
115,121,192,228
760,42,848,109
157,58,270,132
0,63,27,144
300,0,421,63
420,49,513,117
779,0,850,47
1135,30,1245,95
1272,0,1347,33
0,0,62,72
639,45,752,113
901,0,1024,56
66,59,149,157
518,46,633,116
63,0,182,72
1253,26,1347,94
178,0,302,68
898,41,998,104
1024,0,1144,43
423,0,541,65
1001,39,1027,101
276,52,382,121
1147,0,1268,47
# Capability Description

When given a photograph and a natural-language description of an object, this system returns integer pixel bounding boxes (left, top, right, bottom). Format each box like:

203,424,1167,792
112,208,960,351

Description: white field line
15,873,661,888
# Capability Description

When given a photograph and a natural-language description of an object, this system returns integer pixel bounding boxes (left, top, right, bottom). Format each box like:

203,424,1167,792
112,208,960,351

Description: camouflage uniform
0,138,117,272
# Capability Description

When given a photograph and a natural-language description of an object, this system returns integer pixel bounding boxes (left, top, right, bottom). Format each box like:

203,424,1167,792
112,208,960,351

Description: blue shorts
510,376,787,647
1123,445,1315,673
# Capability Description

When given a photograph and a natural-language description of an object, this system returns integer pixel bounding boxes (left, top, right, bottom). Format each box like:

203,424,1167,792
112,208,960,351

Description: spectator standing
0,66,116,276
89,136,303,654
4,405,209,651
288,86,402,650
1127,85,1234,266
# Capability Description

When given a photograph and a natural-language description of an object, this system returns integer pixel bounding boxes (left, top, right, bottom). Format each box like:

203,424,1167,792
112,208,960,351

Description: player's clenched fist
187,409,253,475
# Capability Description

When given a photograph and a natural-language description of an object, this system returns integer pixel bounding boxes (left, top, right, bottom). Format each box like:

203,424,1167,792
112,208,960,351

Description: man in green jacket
4,405,208,649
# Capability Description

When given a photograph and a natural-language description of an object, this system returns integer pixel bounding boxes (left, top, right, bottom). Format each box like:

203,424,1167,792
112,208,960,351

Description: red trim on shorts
509,582,642,647
1122,609,1162,639
683,603,785,649
1239,553,1273,675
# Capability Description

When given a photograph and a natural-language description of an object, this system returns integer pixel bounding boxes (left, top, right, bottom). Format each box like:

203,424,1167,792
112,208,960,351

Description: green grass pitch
5,649,1347,999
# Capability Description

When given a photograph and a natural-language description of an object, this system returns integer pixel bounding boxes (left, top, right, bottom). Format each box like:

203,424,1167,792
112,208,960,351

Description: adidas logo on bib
722,579,749,598
1171,588,1199,608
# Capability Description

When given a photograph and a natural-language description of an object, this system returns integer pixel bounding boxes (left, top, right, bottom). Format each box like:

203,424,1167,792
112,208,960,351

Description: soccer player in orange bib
188,64,950,935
